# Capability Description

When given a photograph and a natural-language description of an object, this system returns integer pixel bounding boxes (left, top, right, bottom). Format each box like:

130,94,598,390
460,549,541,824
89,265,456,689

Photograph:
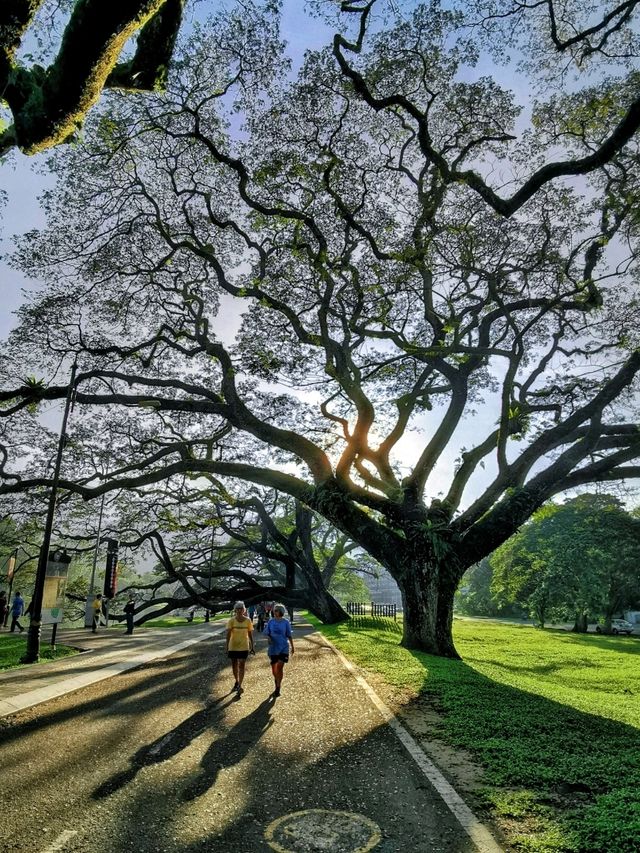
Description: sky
0,0,334,338
0,0,626,520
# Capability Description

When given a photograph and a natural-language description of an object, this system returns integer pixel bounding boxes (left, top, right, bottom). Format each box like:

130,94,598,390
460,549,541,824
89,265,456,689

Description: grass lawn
0,633,78,671
142,614,228,628
314,615,640,853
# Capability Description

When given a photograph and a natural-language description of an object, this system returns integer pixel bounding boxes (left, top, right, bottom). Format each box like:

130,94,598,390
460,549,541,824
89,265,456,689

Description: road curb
319,635,504,853
0,630,218,718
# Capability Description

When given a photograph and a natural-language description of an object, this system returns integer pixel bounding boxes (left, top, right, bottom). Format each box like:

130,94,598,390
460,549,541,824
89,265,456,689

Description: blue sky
0,1,573,511
0,0,337,338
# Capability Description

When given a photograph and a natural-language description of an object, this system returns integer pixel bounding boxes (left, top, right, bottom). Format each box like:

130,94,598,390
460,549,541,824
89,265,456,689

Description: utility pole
22,362,77,663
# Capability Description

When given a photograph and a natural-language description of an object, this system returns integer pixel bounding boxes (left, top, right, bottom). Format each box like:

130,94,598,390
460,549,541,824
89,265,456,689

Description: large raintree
115,489,356,623
2,0,640,656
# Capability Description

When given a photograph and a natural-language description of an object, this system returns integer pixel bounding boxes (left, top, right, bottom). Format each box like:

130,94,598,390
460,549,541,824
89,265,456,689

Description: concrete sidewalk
0,623,223,718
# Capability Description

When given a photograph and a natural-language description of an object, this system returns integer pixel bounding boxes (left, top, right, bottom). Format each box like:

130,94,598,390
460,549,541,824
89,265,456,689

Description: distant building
361,569,403,610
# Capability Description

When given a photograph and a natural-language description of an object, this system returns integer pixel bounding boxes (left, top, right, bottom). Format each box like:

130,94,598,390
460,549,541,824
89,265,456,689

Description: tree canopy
490,493,640,629
1,0,640,656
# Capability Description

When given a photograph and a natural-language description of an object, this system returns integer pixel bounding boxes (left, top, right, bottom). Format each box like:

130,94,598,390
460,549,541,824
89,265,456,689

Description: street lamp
3,547,19,627
204,525,215,622
22,362,77,663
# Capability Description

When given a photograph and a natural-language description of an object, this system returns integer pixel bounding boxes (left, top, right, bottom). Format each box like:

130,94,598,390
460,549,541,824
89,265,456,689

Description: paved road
0,624,215,715
0,623,487,853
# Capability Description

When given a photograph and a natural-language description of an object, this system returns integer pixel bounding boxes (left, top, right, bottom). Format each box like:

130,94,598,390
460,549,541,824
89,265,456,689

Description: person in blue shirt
10,591,25,633
263,603,294,697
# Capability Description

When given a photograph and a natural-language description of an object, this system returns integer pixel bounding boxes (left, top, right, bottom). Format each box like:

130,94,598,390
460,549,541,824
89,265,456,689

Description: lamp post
3,548,19,627
22,362,77,663
204,525,215,622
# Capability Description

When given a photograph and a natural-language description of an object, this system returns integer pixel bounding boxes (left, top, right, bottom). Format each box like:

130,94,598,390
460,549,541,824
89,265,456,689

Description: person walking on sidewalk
225,601,254,695
0,590,7,628
10,591,25,633
264,603,294,697
124,594,136,635
92,594,103,633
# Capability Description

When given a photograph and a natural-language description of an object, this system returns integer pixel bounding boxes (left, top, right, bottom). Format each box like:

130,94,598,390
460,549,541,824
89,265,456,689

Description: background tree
454,558,523,619
489,515,569,628
490,494,640,630
326,562,371,604
54,479,363,624
214,494,356,622
2,1,640,656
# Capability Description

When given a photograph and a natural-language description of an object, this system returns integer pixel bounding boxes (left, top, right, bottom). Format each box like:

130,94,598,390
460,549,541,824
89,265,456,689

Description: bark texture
397,563,460,658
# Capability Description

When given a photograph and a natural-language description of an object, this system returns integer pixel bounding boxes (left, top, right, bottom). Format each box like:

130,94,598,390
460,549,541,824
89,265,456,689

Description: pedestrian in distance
248,603,256,623
264,603,295,698
124,594,136,635
92,593,103,633
225,600,255,695
256,602,266,632
10,590,25,633
0,590,7,628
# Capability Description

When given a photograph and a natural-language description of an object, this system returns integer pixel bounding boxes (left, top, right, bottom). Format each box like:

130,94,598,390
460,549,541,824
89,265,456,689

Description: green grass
0,633,78,671
141,614,227,628
315,616,640,853
456,622,640,729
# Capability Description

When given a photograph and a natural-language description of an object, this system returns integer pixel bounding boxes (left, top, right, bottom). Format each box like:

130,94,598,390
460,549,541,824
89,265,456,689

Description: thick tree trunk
572,612,588,633
301,570,349,624
305,589,349,624
397,565,460,658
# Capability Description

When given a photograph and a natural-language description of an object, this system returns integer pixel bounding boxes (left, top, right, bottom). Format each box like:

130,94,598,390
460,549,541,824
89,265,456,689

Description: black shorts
269,654,289,664
228,650,249,660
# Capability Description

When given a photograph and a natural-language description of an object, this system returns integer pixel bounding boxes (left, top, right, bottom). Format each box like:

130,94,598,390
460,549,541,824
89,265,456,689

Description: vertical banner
7,551,16,582
103,539,118,599
42,550,72,624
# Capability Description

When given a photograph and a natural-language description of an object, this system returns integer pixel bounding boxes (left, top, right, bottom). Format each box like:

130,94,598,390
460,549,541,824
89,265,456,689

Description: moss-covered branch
0,0,185,155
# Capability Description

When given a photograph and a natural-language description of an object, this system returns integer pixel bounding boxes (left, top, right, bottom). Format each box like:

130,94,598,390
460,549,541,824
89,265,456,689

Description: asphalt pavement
0,623,217,717
0,620,503,853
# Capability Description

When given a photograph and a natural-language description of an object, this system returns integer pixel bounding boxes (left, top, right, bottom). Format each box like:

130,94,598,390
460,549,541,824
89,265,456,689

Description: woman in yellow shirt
225,601,254,694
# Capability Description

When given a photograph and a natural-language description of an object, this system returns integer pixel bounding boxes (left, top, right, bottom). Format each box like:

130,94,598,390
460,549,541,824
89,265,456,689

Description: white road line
326,641,503,853
41,829,78,853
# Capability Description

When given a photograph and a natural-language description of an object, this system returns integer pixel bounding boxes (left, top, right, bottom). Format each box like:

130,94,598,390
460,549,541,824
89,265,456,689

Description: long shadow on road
3,624,639,852
92,637,480,853
93,691,239,800
0,644,216,747
182,696,276,802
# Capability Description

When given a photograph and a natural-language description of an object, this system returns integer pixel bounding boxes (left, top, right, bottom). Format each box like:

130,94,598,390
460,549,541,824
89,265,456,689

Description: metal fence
346,601,397,621
371,603,397,621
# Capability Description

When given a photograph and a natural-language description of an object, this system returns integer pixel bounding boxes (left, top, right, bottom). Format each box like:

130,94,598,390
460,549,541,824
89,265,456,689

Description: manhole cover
265,809,381,853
